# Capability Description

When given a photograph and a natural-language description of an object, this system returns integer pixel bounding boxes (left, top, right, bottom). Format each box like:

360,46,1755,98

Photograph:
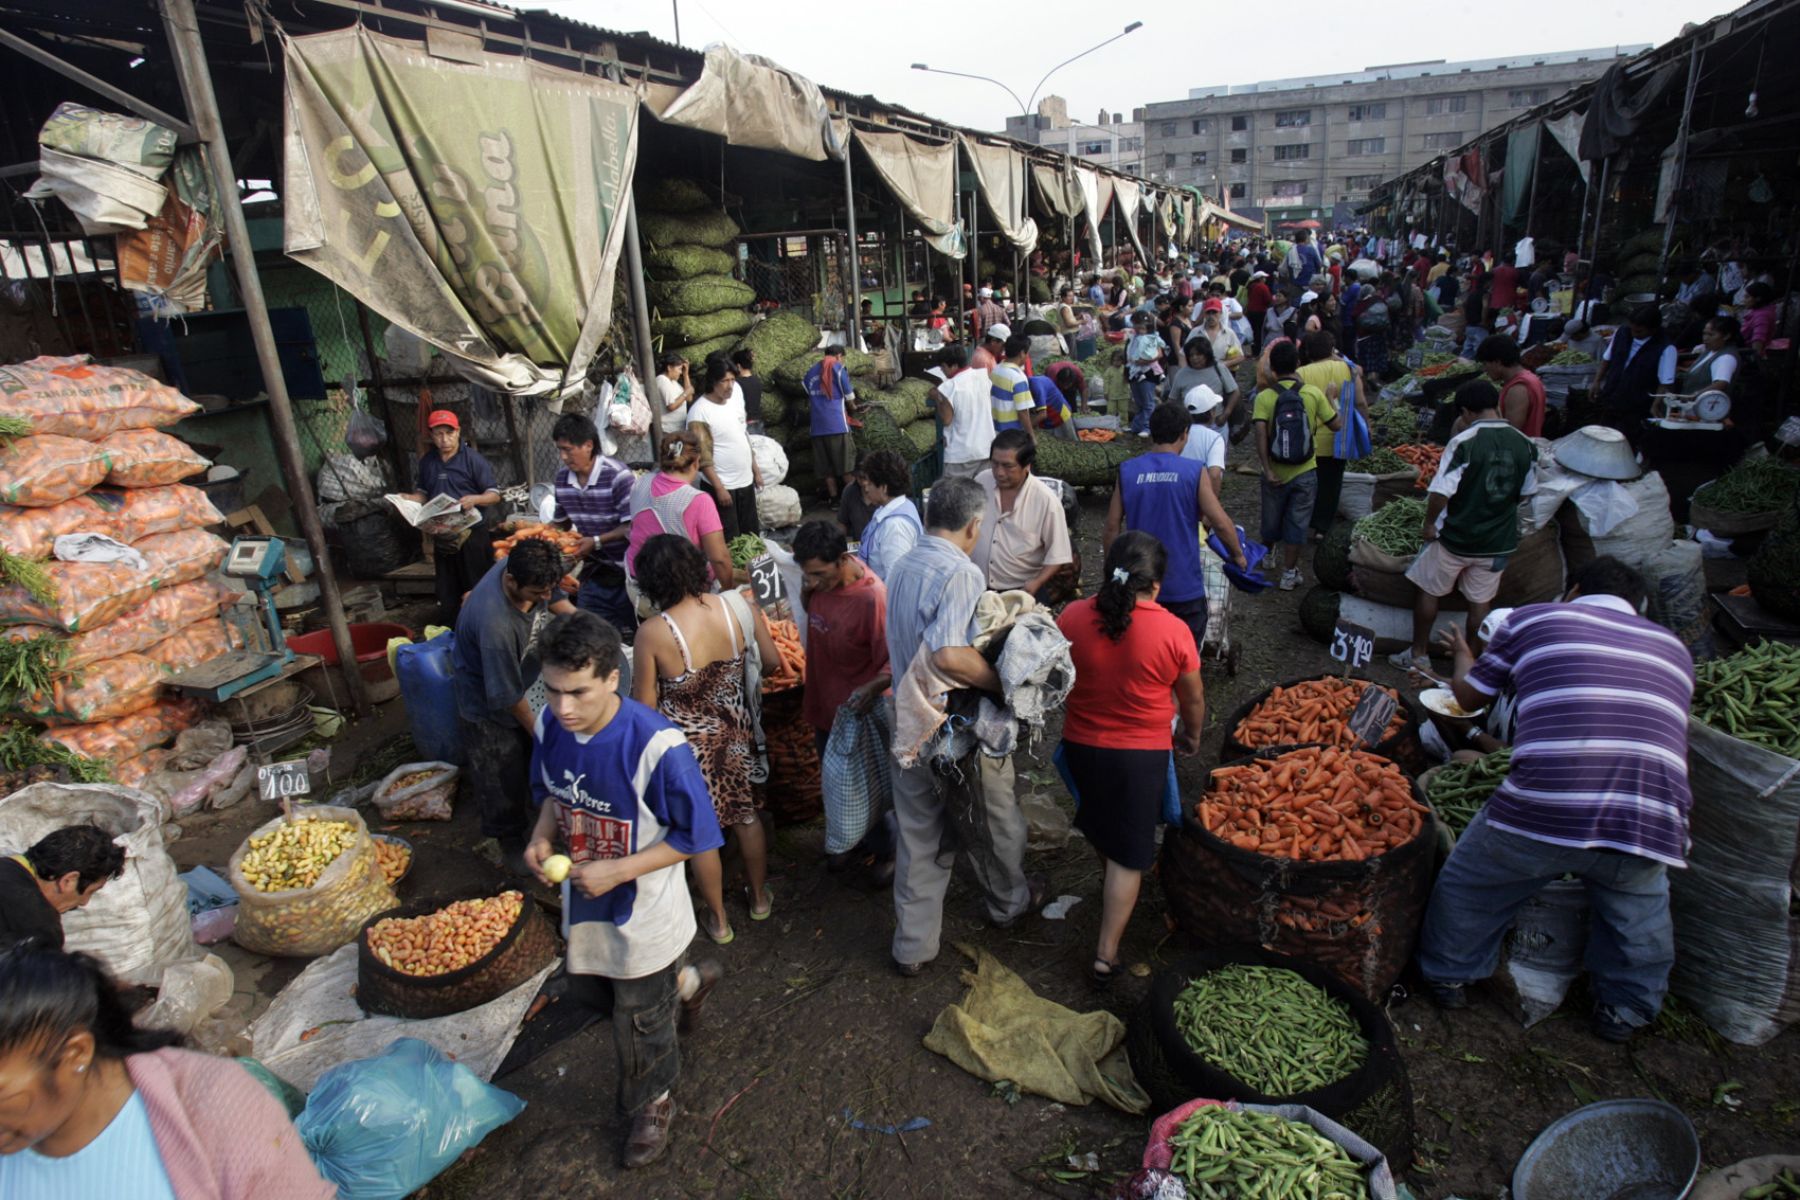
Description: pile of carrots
1199,747,1428,864
1234,677,1406,750
760,616,806,692
491,523,586,560
1393,444,1442,490
1076,428,1118,443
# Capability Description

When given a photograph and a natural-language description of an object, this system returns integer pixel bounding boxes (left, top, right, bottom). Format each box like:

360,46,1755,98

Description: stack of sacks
0,356,236,786
636,178,754,365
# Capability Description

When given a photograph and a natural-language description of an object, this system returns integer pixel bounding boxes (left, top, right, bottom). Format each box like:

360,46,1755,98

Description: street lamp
912,22,1142,123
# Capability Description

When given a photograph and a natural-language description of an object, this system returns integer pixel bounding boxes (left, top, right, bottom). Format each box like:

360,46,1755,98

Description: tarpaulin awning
1579,60,1683,164
1030,162,1082,220
855,126,964,258
1502,122,1541,227
1074,165,1105,264
1545,110,1590,183
650,44,840,161
1110,175,1147,263
959,135,1037,255
281,26,639,399
1199,199,1263,233
1180,194,1195,246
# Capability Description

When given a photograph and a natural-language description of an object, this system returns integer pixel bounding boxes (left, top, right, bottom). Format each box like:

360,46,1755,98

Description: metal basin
1514,1099,1699,1200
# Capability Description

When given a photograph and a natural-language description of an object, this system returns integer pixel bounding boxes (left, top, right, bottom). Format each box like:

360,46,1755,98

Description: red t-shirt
801,567,889,731
1246,281,1273,315
1488,264,1520,309
1057,597,1199,750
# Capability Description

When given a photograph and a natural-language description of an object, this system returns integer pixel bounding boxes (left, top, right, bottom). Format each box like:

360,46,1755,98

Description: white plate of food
1419,687,1486,720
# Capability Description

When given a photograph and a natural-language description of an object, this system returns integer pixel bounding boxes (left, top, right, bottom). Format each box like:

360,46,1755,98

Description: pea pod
1166,1106,1371,1199
1352,497,1428,557
1426,748,1513,837
1693,642,1800,759
1173,965,1367,1094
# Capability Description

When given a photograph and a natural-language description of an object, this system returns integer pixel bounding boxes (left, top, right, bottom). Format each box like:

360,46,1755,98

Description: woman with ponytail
1054,531,1207,984
0,944,332,1198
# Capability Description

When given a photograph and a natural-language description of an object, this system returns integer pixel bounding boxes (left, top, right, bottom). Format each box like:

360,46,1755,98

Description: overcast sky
538,0,1731,131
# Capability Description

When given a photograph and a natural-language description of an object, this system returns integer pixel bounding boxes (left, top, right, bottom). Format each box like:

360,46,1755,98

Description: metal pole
1587,158,1612,280
621,196,658,419
1659,42,1704,282
0,28,199,143
159,0,369,715
843,145,862,352
355,302,409,490
1524,128,1541,245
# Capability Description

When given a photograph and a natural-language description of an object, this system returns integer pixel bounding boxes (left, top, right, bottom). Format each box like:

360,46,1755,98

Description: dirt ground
166,426,1800,1199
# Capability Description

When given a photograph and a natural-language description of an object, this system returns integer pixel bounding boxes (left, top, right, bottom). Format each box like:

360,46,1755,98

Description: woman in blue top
803,345,859,502
855,450,923,581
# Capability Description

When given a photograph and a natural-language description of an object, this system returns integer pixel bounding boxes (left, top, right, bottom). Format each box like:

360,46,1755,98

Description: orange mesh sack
0,496,114,558
0,435,112,507
21,653,163,722
97,430,211,488
144,617,242,676
40,695,201,761
108,485,224,544
0,561,155,632
0,356,200,439
137,529,228,588
0,580,234,669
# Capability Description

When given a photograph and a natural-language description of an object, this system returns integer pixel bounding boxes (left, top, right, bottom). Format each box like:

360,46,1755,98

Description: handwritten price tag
258,760,312,803
748,554,784,608
1330,618,1376,670
1346,685,1400,748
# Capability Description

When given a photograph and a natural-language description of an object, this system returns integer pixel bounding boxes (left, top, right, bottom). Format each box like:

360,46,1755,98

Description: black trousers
460,715,532,842
719,485,760,540
434,524,493,623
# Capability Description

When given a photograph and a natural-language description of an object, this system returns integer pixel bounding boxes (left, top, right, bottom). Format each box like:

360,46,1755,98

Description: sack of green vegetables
1129,1097,1400,1200
1125,947,1414,1171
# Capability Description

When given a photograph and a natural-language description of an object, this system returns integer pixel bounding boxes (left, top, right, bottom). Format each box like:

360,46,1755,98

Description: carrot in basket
1196,746,1428,864
1232,676,1407,750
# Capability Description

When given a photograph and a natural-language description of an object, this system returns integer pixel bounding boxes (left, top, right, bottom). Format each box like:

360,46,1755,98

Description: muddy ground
168,427,1800,1200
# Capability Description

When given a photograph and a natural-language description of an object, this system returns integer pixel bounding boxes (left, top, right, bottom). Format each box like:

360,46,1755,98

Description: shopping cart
1198,546,1240,676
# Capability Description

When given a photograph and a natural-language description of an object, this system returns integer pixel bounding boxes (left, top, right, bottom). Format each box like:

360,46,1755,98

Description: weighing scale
168,537,294,702
1652,388,1732,431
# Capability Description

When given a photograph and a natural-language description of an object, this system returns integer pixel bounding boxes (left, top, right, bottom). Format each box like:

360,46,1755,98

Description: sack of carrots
760,614,806,692
1198,747,1429,865
143,617,243,676
0,561,156,632
491,522,585,560
40,694,203,762
0,356,200,440
19,652,164,723
96,429,210,488
1226,675,1410,756
1076,428,1118,443
0,495,114,559
107,484,226,546
137,529,229,589
1392,444,1442,490
2,580,235,670
0,434,113,507
760,688,822,824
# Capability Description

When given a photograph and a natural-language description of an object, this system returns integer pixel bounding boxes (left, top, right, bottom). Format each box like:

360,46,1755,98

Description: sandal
703,912,735,946
1091,957,1122,986
747,885,774,922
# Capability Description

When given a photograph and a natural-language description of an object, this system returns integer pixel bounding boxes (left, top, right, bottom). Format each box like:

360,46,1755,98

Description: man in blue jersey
524,611,726,1169
1103,403,1249,652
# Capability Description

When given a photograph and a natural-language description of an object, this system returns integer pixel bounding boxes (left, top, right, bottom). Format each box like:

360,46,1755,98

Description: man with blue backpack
1253,339,1343,591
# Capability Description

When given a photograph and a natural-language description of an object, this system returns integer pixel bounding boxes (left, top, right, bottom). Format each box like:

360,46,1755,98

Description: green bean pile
1353,497,1427,557
1546,349,1595,366
1370,402,1421,447
727,534,767,568
1173,965,1367,1094
1738,1166,1800,1198
1165,1105,1371,1199
1693,457,1800,515
1693,642,1800,758
1427,749,1512,836
1347,447,1408,475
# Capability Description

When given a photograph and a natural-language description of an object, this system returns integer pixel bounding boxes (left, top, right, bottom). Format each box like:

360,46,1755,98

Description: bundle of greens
1352,496,1427,557
1346,447,1408,475
1692,457,1800,515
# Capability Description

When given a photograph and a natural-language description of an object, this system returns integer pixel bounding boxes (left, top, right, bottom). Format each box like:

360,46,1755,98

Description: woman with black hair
0,945,332,1197
1054,532,1206,984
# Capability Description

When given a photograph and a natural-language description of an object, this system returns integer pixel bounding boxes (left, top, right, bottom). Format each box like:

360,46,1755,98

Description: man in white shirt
654,354,692,437
687,358,764,539
932,344,997,481
970,429,1073,599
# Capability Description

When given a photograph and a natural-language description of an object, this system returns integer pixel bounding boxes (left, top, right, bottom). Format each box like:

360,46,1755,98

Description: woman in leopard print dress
632,535,781,945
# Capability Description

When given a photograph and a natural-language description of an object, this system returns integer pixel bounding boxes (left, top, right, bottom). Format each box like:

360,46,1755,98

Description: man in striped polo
1417,558,1695,1043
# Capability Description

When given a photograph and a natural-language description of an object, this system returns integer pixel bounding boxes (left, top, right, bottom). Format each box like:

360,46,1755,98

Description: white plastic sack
0,782,198,984
756,483,802,530
822,704,894,854
1505,878,1589,1027
749,434,789,486
1670,720,1800,1044
1339,473,1377,522
138,953,235,1035
251,941,558,1090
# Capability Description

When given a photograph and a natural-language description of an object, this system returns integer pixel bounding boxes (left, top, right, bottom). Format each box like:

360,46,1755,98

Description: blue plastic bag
394,635,462,765
1206,525,1273,594
1334,389,1372,459
296,1037,525,1200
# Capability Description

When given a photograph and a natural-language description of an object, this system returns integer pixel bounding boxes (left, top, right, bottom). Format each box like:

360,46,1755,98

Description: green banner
282,26,638,397
1502,122,1541,231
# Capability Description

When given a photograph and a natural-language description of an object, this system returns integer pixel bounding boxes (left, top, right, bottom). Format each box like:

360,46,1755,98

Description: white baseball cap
979,286,994,298
1478,607,1516,644
1300,290,1320,304
1251,270,1268,279
987,323,1011,340
1183,384,1223,417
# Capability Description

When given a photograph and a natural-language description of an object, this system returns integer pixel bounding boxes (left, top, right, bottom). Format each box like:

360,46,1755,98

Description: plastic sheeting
282,26,639,399
652,44,840,162
1030,162,1082,220
1579,60,1684,163
854,127,965,258
1545,110,1590,183
1075,165,1106,265
959,135,1038,255
1502,123,1541,228
1111,176,1147,263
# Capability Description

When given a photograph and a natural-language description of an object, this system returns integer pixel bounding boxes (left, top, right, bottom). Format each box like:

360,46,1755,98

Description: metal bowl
1513,1099,1699,1200
1553,425,1643,481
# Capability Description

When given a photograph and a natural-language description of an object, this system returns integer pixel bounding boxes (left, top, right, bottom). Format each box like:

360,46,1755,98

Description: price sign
748,553,784,608
1346,685,1400,748
1330,618,1376,670
258,760,312,803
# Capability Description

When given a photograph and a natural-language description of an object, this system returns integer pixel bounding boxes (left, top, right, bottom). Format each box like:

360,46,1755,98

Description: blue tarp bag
395,635,462,764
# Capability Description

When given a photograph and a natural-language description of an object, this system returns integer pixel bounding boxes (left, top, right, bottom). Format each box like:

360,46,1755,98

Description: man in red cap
404,409,501,620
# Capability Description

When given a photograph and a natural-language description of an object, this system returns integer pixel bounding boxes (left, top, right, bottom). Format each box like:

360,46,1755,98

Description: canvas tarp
650,44,840,162
1545,110,1591,183
1502,122,1542,227
1579,60,1683,163
281,26,638,398
1199,198,1262,234
1075,165,1105,265
959,135,1037,255
1030,162,1082,220
856,127,965,258
1110,175,1147,263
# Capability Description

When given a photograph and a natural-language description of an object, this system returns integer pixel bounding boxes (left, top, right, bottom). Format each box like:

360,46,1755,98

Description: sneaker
1278,568,1302,591
622,1094,676,1169
1426,981,1469,1010
1592,1008,1640,1044
1388,649,1429,673
893,958,925,978
679,960,724,1035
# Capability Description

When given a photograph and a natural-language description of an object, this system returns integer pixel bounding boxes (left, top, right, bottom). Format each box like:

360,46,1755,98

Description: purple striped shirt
553,457,634,565
1466,595,1695,867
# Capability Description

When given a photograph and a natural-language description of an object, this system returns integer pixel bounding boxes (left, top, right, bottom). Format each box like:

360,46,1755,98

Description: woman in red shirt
1055,532,1206,984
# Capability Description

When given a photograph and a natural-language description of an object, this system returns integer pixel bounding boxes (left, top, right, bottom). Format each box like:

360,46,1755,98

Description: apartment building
1004,97,1146,177
1142,49,1643,224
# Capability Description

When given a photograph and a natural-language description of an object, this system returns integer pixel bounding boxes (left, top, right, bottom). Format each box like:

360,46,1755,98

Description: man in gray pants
880,476,1038,975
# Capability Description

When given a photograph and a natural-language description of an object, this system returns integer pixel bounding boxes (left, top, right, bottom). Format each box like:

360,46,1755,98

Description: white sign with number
258,761,312,802
1330,618,1376,670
